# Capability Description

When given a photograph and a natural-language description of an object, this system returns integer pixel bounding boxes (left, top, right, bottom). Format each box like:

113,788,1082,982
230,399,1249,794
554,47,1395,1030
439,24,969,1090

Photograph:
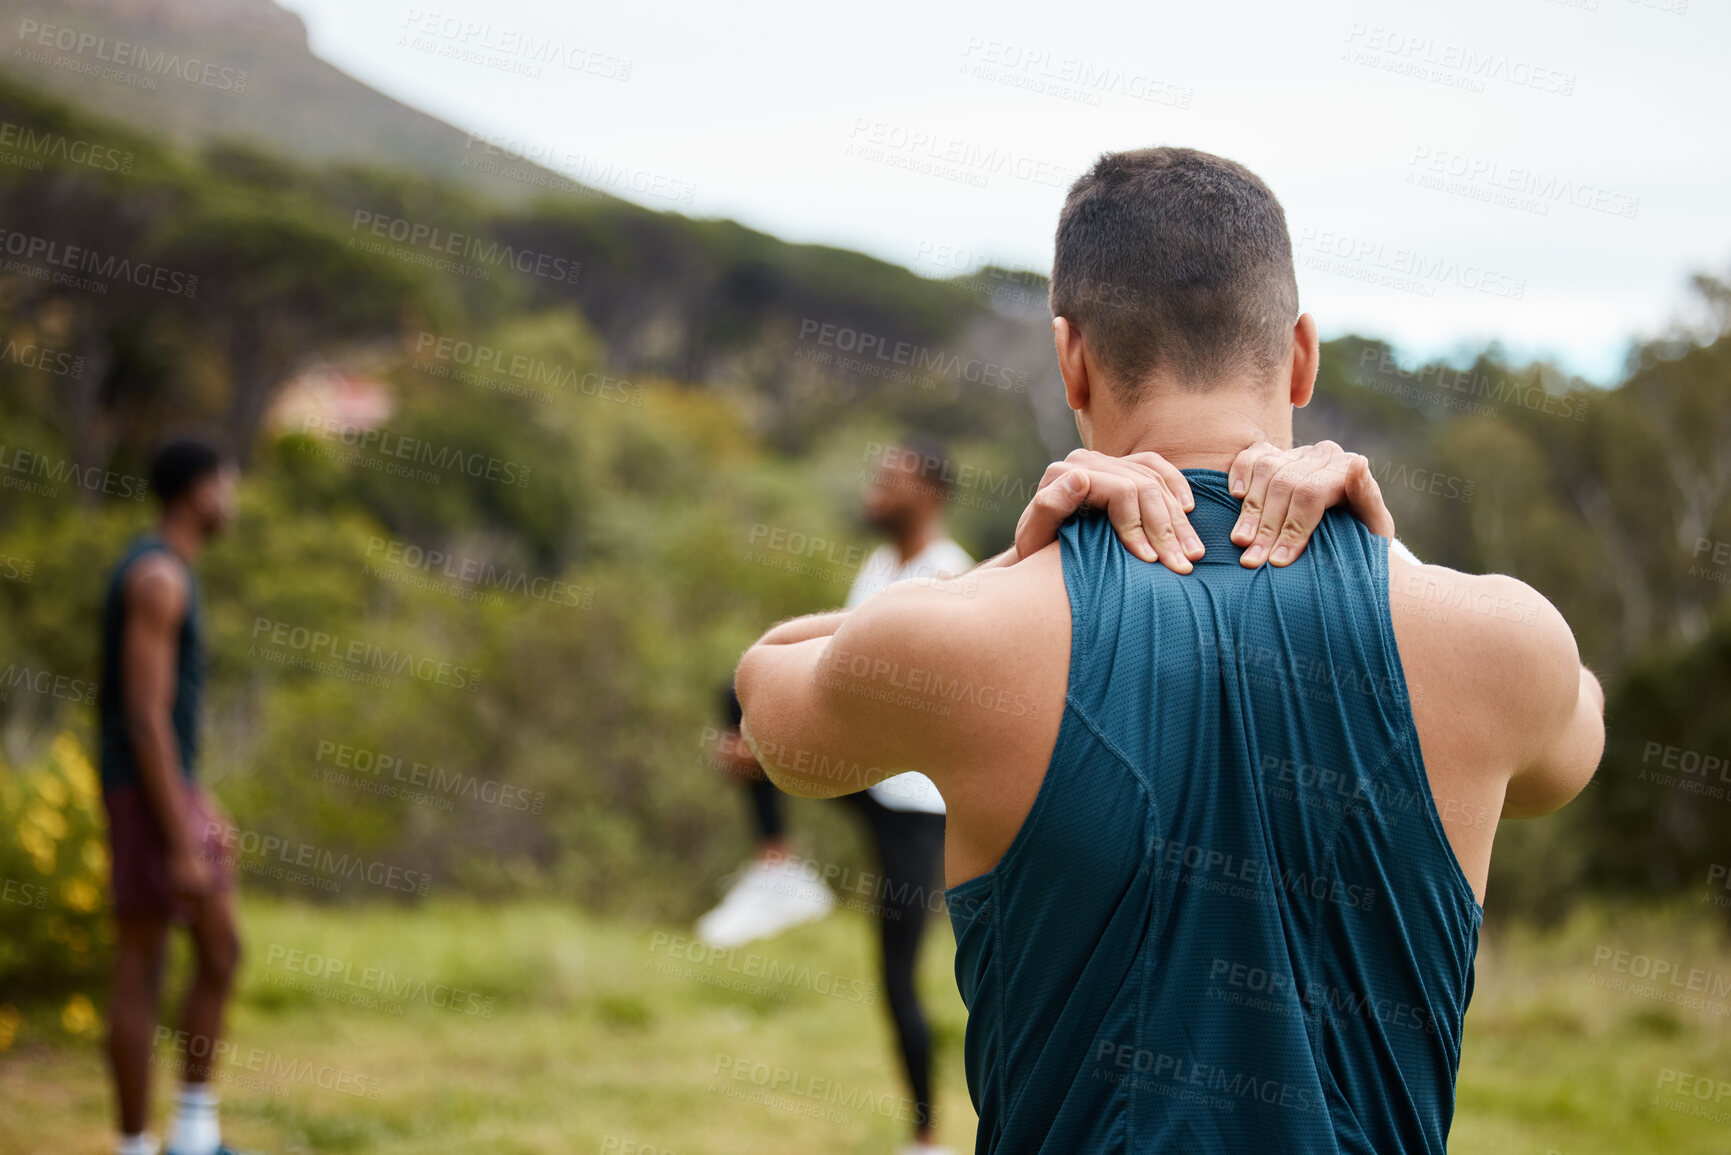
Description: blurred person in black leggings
698,440,968,1154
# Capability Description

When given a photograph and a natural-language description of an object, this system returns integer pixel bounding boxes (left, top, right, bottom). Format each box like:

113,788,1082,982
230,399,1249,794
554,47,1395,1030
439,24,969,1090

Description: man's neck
893,520,943,564
156,513,203,565
1087,388,1293,471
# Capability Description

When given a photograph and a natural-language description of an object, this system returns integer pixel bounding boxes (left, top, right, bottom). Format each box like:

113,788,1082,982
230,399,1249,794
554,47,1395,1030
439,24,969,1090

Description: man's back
948,472,1479,1153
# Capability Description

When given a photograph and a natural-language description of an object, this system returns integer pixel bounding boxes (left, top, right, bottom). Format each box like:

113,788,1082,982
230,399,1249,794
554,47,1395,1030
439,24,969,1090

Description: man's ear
1053,316,1091,412
1289,313,1320,409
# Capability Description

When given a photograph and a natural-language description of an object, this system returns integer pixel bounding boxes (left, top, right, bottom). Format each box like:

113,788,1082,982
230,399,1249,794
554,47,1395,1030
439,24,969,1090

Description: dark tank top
98,536,202,791
947,470,1481,1153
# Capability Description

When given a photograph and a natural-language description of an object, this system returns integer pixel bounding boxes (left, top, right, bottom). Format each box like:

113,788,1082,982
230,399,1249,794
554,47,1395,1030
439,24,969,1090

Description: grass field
3,899,1729,1153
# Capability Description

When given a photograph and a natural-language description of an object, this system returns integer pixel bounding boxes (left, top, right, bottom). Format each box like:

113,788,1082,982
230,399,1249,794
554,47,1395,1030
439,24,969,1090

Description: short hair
886,435,953,497
148,438,225,505
1050,147,1299,397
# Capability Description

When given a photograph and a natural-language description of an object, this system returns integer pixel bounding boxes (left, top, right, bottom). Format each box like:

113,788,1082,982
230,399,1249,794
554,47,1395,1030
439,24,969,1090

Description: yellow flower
53,733,98,808
83,839,109,876
20,825,54,874
26,802,68,840
36,774,67,810
62,878,101,914
0,1004,19,1051
61,994,97,1036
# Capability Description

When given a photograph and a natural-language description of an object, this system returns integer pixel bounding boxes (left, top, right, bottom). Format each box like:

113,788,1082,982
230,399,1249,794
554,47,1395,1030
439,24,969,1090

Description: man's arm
736,553,1069,801
1495,586,1606,818
1390,556,1605,821
120,555,208,898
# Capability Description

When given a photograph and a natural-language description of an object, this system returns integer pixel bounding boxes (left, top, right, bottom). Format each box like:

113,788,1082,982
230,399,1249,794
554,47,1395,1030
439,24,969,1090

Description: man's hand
1014,450,1203,572
167,844,211,901
1010,442,1395,572
1227,441,1394,567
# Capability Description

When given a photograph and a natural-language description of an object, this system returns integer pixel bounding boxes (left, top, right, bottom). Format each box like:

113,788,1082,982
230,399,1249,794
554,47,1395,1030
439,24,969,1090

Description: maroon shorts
102,783,235,924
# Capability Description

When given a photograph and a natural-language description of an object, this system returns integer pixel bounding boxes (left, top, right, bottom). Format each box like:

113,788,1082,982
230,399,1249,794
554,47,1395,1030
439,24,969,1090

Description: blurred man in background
698,439,972,1154
98,439,246,1155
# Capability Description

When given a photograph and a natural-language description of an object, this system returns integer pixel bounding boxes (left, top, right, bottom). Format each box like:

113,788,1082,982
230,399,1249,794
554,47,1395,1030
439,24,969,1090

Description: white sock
167,1082,221,1155
116,1134,156,1155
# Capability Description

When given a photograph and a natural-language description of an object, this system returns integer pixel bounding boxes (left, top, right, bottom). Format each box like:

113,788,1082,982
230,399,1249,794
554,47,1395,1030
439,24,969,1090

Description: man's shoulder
121,549,190,619
1386,555,1578,724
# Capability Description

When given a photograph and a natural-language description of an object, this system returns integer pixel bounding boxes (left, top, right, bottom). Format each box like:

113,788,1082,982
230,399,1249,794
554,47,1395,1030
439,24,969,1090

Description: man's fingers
1268,471,1335,567
1123,452,1195,512
1227,441,1280,500
1130,477,1194,573
1344,455,1396,538
1014,467,1091,560
1233,447,1299,547
1242,462,1302,567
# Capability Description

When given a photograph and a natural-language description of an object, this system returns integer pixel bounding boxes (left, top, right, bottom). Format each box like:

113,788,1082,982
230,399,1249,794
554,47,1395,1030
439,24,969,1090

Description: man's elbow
123,707,169,746
734,648,829,800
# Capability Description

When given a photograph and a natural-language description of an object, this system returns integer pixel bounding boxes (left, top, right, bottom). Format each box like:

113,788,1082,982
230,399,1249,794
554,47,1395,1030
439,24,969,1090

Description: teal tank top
946,469,1482,1153
98,536,203,791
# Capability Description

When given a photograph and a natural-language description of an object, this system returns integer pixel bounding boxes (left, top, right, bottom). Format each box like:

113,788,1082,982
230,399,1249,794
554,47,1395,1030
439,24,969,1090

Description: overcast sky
279,0,1727,384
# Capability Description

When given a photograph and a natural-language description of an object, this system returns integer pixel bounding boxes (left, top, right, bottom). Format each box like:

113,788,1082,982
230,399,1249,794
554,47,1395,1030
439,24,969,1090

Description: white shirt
843,537,975,814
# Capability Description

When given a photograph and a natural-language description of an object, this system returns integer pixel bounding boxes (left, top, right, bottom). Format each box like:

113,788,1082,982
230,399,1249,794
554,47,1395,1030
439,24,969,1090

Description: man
98,438,245,1155
699,440,974,1155
736,148,1603,1152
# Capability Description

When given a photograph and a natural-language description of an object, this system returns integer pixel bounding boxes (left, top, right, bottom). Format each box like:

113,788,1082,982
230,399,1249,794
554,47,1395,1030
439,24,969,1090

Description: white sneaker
899,1144,954,1155
695,857,835,948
